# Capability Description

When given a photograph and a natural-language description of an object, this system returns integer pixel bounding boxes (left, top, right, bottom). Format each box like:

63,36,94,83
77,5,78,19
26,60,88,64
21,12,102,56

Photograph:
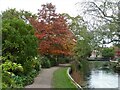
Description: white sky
0,0,86,16
0,0,113,47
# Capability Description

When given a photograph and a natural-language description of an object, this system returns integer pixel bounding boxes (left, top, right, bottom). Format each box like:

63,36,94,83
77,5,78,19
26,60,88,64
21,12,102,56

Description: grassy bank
52,67,76,88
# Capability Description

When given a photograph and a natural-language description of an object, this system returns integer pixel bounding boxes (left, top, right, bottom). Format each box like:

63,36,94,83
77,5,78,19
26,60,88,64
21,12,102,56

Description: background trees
62,13,92,60
3,10,37,63
77,0,120,48
101,47,115,58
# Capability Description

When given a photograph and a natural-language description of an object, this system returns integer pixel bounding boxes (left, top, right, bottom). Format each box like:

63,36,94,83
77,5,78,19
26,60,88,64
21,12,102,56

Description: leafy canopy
102,47,115,58
62,13,92,60
2,9,39,73
29,3,76,56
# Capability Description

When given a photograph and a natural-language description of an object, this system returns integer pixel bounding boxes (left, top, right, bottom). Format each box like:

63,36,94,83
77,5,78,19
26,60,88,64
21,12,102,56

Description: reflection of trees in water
80,60,118,88
88,61,110,69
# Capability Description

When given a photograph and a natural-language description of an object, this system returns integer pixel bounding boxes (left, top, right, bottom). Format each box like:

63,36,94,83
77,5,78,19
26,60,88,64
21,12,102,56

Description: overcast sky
0,0,87,16
0,0,113,47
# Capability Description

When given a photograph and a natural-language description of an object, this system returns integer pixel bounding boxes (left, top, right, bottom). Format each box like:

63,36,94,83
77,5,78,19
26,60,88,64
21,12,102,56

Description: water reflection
88,70,118,88
80,61,118,89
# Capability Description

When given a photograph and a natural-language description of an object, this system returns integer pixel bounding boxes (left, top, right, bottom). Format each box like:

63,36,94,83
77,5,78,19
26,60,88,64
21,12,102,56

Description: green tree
77,0,120,48
102,47,115,58
62,13,92,60
2,9,39,73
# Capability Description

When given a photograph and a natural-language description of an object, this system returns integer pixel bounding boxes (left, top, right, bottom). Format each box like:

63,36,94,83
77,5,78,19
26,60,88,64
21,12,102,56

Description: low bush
1,60,23,88
2,71,17,88
41,57,51,68
1,58,41,88
33,56,41,71
13,69,38,87
58,56,71,64
49,59,58,66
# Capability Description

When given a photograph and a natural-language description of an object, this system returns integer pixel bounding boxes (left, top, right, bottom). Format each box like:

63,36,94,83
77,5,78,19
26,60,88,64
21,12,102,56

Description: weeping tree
76,0,120,48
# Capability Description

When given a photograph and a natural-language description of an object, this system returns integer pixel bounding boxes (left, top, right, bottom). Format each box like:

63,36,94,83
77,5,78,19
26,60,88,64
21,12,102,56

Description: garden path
25,67,59,88
25,63,71,88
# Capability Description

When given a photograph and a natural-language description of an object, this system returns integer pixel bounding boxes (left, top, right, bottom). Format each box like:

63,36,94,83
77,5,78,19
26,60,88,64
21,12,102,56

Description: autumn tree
29,3,76,59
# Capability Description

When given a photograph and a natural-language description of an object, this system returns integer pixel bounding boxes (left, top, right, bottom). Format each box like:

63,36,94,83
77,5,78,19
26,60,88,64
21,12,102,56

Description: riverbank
70,60,119,88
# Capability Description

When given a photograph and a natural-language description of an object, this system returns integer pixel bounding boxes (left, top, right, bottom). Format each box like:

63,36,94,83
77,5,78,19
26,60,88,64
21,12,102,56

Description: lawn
52,67,77,89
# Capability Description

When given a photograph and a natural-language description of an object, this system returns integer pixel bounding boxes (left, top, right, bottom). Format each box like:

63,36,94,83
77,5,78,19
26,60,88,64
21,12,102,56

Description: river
79,60,119,89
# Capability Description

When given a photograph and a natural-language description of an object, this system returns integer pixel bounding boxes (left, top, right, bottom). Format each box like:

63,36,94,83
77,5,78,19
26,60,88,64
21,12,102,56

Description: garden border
67,67,83,90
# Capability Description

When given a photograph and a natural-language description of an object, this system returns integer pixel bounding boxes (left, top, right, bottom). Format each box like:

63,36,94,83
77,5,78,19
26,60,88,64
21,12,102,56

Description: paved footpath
25,67,59,88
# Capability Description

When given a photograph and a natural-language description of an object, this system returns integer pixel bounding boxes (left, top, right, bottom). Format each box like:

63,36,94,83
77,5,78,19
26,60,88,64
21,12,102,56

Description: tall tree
29,3,76,57
62,13,92,60
2,9,39,74
77,0,120,47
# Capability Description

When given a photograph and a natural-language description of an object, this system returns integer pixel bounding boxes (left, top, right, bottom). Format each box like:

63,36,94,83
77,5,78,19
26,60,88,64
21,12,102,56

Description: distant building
90,50,97,58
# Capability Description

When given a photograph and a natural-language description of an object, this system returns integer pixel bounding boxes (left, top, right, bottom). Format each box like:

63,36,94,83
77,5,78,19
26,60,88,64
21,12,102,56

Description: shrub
23,56,41,75
49,59,57,66
2,60,23,75
33,56,41,71
2,9,38,69
2,9,40,88
12,69,38,87
13,75,25,87
1,60,24,88
102,47,115,58
58,56,71,64
23,59,35,75
2,71,17,88
41,57,51,68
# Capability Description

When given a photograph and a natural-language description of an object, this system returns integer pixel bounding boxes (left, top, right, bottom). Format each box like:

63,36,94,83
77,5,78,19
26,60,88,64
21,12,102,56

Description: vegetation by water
89,61,113,70
52,67,76,88
2,0,120,88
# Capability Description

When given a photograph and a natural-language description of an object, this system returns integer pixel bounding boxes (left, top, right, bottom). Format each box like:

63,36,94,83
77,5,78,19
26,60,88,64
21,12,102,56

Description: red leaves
29,3,76,56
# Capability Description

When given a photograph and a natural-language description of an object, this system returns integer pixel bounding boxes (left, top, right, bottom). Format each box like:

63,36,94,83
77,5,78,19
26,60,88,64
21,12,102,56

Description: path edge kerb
67,67,83,90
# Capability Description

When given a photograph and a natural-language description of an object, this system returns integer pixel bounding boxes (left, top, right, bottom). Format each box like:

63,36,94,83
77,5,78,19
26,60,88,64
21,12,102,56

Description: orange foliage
29,3,76,56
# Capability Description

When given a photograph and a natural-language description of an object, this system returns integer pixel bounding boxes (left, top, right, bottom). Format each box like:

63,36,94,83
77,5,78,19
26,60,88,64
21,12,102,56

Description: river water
87,69,118,88
79,61,119,89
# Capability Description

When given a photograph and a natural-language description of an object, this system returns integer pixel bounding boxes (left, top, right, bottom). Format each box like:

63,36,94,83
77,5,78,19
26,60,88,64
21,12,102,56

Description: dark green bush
102,47,115,58
13,69,38,87
49,59,57,66
33,57,41,71
2,9,40,88
41,57,51,68
23,60,34,75
2,8,38,66
13,75,25,87
58,56,71,64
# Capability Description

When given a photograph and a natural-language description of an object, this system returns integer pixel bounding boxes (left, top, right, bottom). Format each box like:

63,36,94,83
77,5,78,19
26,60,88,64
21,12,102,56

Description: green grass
52,67,77,89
